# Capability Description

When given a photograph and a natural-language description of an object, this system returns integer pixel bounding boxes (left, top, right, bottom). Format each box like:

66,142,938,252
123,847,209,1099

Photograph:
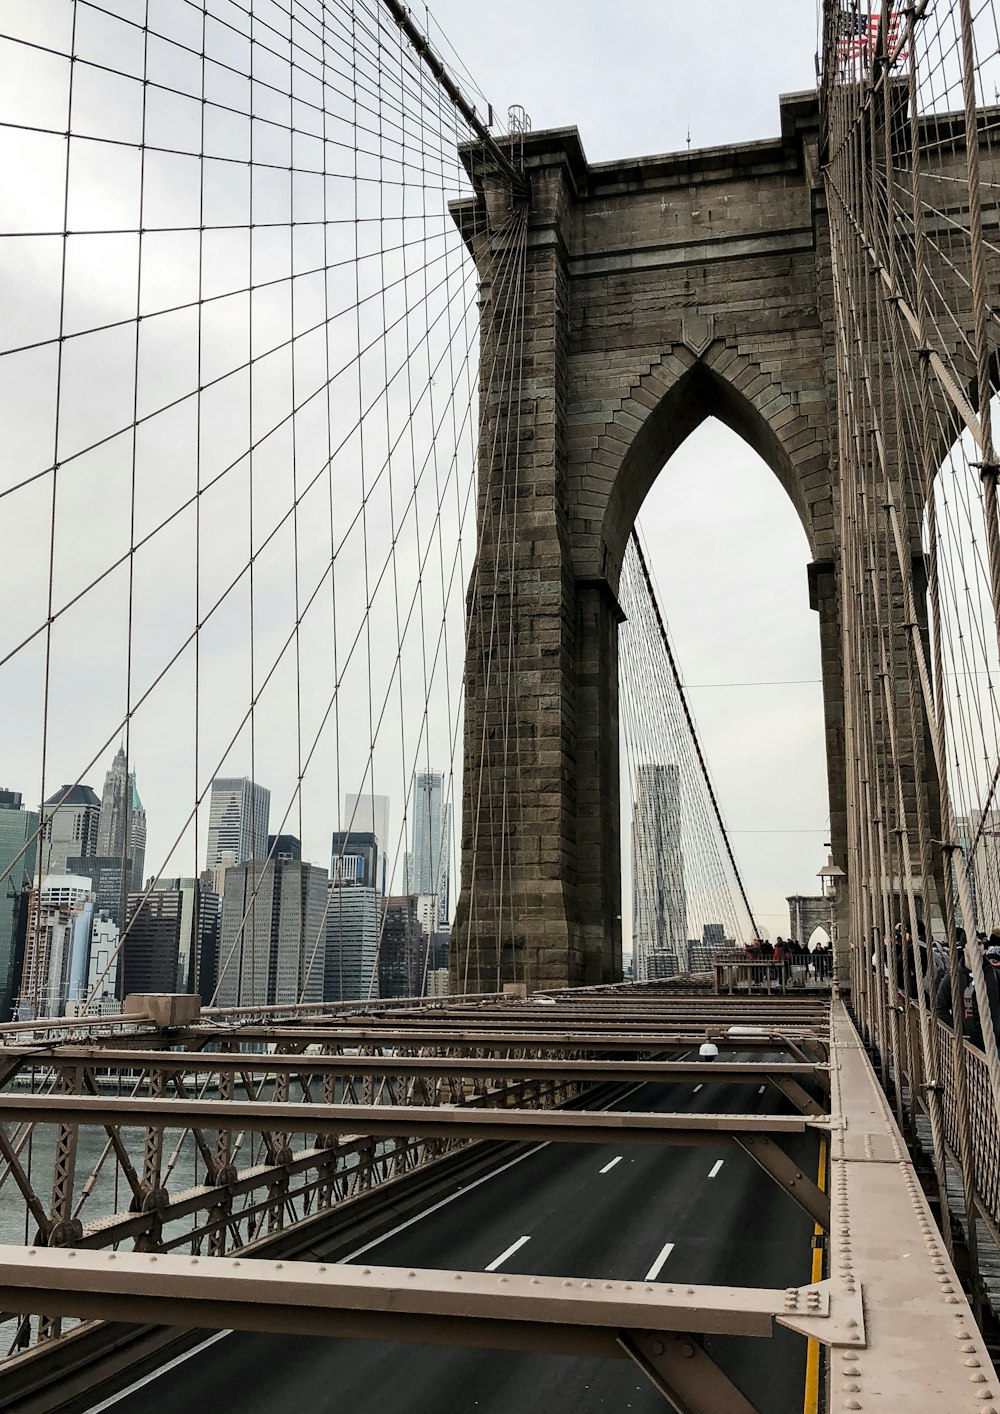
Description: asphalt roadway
92,1065,818,1414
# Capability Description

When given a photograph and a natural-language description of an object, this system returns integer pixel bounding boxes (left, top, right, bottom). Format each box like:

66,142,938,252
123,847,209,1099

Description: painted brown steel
10,1049,826,1086
0,1244,849,1346
0,1093,825,1144
825,999,999,1410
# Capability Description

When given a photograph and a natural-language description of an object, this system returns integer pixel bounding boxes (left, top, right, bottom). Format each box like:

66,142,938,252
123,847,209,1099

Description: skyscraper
330,830,380,888
121,890,184,997
216,858,327,1007
325,882,380,1001
205,777,270,885
0,790,38,1020
267,834,301,861
66,855,131,932
96,747,146,890
631,763,687,981
144,877,221,996
344,793,390,893
326,830,381,1001
18,875,95,1020
39,784,101,879
379,894,427,999
72,910,120,1017
408,772,451,921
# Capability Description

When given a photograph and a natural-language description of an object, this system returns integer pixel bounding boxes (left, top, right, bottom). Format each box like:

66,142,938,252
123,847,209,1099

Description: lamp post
818,855,846,984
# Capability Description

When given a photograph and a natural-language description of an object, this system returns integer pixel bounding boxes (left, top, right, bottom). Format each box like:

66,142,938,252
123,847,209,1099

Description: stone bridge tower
450,92,931,993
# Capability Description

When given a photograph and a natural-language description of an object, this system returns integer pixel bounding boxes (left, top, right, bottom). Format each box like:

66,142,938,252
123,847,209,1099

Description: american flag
837,7,907,69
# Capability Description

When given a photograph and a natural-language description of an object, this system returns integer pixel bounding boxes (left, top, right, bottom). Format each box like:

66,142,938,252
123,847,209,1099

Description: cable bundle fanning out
0,0,525,1027
618,531,755,982
822,0,1000,1224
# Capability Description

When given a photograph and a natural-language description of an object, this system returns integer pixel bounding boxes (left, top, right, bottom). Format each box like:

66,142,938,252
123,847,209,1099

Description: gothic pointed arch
565,341,833,590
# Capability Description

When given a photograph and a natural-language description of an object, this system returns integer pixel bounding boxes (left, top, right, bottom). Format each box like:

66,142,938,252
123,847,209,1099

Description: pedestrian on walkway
936,937,1000,1053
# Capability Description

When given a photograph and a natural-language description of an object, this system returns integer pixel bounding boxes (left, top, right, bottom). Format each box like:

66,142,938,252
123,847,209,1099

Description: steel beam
8,1049,827,1088
821,1000,1000,1411
173,1026,828,1054
732,1134,831,1230
619,1331,762,1414
0,1094,827,1145
0,1244,861,1352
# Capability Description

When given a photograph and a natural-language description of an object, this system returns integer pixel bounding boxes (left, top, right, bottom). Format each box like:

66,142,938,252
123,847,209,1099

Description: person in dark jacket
936,941,1000,1052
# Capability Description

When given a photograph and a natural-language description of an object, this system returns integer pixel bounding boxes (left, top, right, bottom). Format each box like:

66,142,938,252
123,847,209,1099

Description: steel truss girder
10,1048,828,1090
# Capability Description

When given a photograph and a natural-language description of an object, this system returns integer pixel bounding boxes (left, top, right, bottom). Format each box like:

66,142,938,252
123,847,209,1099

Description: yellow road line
803,1135,827,1414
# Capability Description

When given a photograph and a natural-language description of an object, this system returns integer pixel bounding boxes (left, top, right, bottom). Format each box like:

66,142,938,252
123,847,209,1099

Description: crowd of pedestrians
874,921,1000,1056
742,935,832,987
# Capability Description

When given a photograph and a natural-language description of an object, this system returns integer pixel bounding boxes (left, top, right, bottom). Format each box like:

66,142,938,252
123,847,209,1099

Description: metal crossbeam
7,1049,827,1088
0,1094,826,1144
0,1245,858,1350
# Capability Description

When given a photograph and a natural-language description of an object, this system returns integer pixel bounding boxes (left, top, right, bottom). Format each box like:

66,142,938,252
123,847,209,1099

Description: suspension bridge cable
629,532,763,944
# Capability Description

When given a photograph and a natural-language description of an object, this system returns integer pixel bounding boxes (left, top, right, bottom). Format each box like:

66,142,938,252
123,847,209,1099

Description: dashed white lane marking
645,1241,675,1281
599,1155,623,1174
90,1075,667,1410
708,1159,725,1179
758,1085,766,1095
345,1142,548,1261
692,1084,703,1093
485,1235,531,1271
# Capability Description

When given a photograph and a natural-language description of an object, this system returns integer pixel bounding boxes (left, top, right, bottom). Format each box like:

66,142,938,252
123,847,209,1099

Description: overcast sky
429,0,830,936
0,1,829,948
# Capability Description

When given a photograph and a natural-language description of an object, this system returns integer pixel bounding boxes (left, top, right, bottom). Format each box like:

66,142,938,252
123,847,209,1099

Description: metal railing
713,959,834,995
